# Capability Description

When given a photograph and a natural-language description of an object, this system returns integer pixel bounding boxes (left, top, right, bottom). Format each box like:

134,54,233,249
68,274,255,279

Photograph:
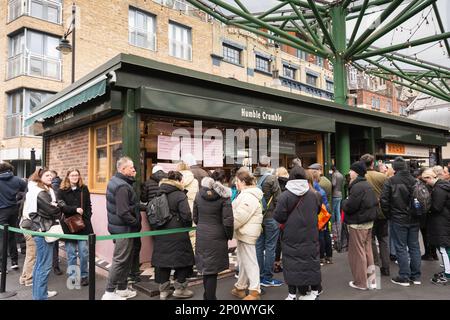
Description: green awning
25,77,107,127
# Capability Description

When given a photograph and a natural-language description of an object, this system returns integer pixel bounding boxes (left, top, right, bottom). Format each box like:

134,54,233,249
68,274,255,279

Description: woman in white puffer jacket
231,168,263,300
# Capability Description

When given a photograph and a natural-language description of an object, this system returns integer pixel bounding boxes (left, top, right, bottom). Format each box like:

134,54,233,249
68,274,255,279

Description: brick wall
45,127,89,184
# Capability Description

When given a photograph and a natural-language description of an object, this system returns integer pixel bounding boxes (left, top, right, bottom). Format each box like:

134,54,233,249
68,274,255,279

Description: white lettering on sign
241,108,282,123
416,134,422,141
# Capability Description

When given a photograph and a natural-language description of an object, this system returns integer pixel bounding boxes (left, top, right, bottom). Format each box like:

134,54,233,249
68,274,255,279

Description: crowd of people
0,153,449,300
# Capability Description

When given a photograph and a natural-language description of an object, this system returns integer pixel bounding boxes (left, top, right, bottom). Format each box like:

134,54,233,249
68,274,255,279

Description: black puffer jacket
342,176,378,225
140,170,167,203
193,177,233,275
428,180,450,247
30,190,61,232
273,179,321,286
151,179,195,268
380,170,418,225
58,185,94,236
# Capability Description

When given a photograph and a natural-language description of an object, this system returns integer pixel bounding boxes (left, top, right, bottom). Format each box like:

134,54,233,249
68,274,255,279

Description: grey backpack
146,194,172,229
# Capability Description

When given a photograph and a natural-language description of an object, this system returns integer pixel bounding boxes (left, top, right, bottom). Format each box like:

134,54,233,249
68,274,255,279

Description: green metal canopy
185,0,450,104
24,76,107,127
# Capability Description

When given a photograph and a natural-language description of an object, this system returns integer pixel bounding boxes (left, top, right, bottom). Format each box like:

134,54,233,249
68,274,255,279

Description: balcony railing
7,52,61,80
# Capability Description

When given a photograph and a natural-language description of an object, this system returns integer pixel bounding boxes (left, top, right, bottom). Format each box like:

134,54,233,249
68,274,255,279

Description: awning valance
25,75,107,127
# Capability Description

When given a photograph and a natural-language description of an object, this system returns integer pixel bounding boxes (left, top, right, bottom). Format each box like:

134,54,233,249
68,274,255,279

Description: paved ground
2,248,449,300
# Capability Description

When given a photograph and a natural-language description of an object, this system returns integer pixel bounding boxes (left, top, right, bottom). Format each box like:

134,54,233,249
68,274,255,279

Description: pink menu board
157,135,180,160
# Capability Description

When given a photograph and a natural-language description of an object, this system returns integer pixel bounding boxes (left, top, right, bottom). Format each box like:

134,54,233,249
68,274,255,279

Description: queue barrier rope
0,224,196,241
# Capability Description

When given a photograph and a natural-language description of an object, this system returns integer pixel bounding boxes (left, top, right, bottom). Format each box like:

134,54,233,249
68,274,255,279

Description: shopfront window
91,120,122,191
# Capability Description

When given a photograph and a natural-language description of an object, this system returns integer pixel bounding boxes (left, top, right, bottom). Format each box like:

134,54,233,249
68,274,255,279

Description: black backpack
146,194,172,229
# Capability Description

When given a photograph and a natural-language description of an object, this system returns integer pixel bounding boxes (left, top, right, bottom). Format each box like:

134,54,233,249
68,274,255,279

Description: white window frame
283,64,296,80
128,7,157,51
222,43,241,65
306,73,318,87
255,55,270,73
169,22,192,61
8,0,62,24
7,29,62,80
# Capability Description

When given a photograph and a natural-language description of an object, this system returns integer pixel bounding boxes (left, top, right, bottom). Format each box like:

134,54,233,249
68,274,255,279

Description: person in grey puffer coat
274,166,322,300
193,169,233,300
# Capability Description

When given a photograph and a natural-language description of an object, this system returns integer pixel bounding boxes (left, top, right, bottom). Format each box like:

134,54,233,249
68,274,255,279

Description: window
5,89,53,137
306,73,317,87
371,97,381,110
255,55,270,73
91,121,123,191
129,7,156,50
283,65,296,79
386,100,392,113
8,0,62,23
222,43,241,65
169,22,192,61
7,30,61,80
326,80,334,92
316,56,324,67
297,49,307,61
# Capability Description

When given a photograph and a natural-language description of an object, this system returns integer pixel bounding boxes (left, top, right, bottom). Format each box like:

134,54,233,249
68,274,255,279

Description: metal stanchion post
0,225,17,299
88,233,96,300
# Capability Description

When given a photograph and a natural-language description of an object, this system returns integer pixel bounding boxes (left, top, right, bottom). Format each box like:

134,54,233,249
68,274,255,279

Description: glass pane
95,147,108,184
28,32,44,55
96,126,107,145
136,12,145,29
136,33,146,47
45,36,60,58
30,57,43,76
110,122,122,143
47,5,59,23
30,1,44,19
110,144,123,178
44,59,59,79
129,9,135,27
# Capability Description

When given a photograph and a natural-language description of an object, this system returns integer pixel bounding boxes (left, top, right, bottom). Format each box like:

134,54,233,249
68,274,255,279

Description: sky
219,0,450,68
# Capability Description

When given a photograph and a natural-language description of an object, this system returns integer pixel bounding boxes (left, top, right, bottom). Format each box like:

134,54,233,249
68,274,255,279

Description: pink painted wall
90,194,153,264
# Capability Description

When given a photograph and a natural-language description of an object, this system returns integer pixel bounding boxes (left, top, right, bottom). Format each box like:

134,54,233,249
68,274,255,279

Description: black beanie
350,161,367,177
289,166,307,180
393,156,406,171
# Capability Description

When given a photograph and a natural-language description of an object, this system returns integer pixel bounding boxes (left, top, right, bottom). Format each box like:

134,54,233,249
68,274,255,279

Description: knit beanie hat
392,156,406,171
350,161,367,177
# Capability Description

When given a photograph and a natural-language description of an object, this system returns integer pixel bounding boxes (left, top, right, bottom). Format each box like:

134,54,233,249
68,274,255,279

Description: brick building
1,0,333,177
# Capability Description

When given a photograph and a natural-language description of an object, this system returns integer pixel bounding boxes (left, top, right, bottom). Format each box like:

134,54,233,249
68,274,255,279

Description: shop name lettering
54,111,74,124
241,108,282,122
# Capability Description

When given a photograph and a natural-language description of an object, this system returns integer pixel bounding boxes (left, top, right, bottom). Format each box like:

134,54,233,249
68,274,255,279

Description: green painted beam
205,0,329,57
348,0,369,47
233,0,250,14
348,0,397,13
289,2,326,51
432,2,450,58
257,2,288,20
350,0,436,58
364,59,450,101
425,78,449,95
185,0,230,24
354,32,450,60
342,0,354,9
331,5,348,105
307,0,336,53
289,0,328,12
385,54,450,77
335,124,351,183
345,0,405,58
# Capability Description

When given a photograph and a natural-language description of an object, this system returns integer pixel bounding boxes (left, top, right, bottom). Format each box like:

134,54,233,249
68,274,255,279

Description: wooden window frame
89,118,122,194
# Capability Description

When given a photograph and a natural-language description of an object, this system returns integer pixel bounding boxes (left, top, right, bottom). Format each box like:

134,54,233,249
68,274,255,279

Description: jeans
256,218,280,281
319,227,333,258
391,222,421,281
331,197,342,225
389,221,396,256
32,236,54,300
65,240,89,279
0,206,19,266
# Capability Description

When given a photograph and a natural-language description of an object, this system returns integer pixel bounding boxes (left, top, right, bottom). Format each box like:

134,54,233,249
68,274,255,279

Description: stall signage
241,107,283,123
386,142,429,157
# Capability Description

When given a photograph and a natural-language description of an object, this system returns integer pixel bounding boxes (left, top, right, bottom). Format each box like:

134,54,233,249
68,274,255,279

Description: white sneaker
285,294,297,300
298,293,317,300
101,291,126,300
47,291,58,298
115,288,137,299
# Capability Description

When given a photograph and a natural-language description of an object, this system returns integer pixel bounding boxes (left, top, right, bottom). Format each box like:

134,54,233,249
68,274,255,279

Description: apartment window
283,65,296,80
169,22,192,61
371,97,381,110
386,100,392,113
91,121,123,191
326,80,334,92
255,55,270,73
297,49,307,61
8,0,62,23
7,30,61,80
5,89,53,137
129,7,156,50
223,43,241,65
306,73,317,87
316,56,324,67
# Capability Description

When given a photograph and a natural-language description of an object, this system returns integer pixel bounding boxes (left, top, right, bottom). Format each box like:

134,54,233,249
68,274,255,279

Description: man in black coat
0,162,26,270
380,157,421,287
102,157,141,300
422,169,450,285
140,165,167,203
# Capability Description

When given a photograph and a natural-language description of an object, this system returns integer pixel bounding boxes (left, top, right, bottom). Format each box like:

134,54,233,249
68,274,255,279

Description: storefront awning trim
24,75,107,127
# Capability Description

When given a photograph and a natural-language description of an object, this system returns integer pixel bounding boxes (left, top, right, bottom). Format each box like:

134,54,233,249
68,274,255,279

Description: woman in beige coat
231,169,263,300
